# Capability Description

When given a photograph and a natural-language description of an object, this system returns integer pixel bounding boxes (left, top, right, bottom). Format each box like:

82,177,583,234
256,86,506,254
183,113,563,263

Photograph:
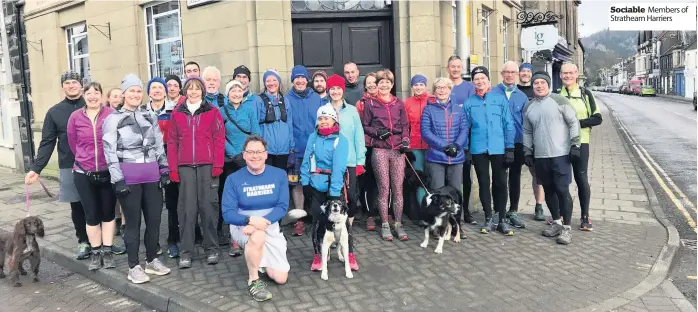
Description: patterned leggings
371,148,405,223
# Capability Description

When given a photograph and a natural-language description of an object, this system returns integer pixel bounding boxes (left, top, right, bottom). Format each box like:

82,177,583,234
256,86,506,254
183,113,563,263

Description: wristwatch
244,216,251,226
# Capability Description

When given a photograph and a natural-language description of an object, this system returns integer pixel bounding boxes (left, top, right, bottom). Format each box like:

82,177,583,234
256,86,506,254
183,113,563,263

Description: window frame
503,17,510,62
482,7,491,69
65,22,90,84
144,1,184,79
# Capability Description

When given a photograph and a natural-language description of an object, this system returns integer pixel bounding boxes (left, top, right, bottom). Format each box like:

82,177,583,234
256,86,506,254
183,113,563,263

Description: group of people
24,55,601,302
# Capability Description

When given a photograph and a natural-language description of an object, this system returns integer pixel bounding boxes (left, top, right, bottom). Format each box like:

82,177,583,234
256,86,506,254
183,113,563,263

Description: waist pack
75,162,110,185
259,93,287,124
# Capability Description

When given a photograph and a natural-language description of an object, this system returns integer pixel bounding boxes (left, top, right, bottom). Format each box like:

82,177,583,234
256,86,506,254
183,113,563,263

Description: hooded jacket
167,100,225,170
420,97,469,164
32,97,85,173
326,102,366,167
463,91,515,155
287,88,323,156
256,92,295,155
219,96,261,159
300,129,349,197
67,106,114,172
102,106,169,184
405,93,430,149
491,83,529,144
361,95,410,150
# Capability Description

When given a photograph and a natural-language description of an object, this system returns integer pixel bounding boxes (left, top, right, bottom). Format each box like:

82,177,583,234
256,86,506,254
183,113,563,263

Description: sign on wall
186,0,220,9
520,24,557,51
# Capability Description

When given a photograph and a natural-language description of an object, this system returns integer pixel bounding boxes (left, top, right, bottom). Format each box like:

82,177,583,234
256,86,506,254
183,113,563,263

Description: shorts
534,155,571,187
59,168,81,203
288,157,303,185
230,222,290,272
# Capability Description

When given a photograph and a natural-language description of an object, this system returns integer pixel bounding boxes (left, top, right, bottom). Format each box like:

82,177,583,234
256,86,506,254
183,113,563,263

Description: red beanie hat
326,74,346,93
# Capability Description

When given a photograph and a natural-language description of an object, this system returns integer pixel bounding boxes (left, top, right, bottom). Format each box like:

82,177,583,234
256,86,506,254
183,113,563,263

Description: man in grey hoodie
522,71,581,245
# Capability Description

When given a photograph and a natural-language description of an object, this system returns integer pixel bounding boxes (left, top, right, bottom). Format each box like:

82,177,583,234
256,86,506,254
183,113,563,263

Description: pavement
0,101,690,311
598,92,697,308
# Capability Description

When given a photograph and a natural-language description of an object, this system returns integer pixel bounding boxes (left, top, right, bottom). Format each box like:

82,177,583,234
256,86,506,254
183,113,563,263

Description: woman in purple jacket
361,69,410,241
67,82,117,271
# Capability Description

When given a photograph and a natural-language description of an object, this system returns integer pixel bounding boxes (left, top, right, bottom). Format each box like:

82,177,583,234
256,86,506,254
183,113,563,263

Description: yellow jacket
556,84,602,144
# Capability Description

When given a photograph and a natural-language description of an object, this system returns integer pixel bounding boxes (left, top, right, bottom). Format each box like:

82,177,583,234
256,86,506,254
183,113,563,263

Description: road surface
598,92,697,307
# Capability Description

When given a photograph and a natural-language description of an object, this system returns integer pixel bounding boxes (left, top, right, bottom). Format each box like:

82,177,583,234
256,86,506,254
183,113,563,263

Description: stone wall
3,0,30,91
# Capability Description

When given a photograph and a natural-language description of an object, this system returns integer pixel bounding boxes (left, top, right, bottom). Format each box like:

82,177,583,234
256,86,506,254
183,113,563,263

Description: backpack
258,93,287,124
556,87,597,118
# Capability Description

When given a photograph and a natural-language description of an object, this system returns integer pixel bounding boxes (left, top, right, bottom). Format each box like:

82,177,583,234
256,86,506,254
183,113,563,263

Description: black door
292,19,391,78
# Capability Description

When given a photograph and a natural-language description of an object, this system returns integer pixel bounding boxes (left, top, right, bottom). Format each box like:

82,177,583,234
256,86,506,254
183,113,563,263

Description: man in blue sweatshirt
222,135,289,302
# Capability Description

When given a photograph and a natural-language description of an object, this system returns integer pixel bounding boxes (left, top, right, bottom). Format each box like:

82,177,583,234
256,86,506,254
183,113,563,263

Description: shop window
145,1,184,79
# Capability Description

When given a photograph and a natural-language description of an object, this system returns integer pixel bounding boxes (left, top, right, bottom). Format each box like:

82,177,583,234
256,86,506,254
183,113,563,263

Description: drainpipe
456,0,470,80
14,0,34,167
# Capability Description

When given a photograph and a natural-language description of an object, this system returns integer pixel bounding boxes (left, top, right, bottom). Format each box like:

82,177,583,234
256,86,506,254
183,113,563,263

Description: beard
314,86,326,93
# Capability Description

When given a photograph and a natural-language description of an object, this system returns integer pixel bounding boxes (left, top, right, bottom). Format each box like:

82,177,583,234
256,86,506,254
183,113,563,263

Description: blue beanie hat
519,63,533,72
121,74,143,92
410,74,427,86
263,69,281,84
291,65,310,82
146,77,166,94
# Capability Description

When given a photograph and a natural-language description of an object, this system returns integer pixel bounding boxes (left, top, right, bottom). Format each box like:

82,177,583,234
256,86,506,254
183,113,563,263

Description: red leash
403,154,431,196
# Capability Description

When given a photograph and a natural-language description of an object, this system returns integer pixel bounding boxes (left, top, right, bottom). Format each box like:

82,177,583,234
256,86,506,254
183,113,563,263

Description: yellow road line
615,117,697,232
687,276,697,280
634,142,696,213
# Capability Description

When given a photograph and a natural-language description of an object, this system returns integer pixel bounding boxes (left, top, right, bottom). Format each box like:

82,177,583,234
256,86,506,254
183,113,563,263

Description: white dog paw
346,272,354,279
434,247,443,254
454,236,461,243
420,241,428,248
321,273,328,280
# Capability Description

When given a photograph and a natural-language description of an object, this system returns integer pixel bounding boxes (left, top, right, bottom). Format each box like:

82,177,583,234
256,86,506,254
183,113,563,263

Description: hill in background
581,29,637,86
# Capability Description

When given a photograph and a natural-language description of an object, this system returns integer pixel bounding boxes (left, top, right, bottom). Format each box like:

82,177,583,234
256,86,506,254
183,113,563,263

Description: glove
504,148,515,165
169,170,180,183
377,128,391,140
113,181,131,197
159,174,171,189
287,151,296,169
464,150,472,164
579,119,591,128
569,145,581,162
524,155,534,167
212,167,223,177
444,144,458,158
356,165,365,176
302,185,313,199
399,140,409,154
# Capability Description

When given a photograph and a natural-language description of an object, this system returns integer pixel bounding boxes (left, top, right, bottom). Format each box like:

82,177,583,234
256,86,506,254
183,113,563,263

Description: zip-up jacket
523,93,581,158
361,95,410,150
405,93,430,149
167,100,225,170
326,102,366,166
220,97,260,159
102,106,169,183
287,89,323,156
463,91,515,155
421,97,469,164
31,97,85,173
67,106,113,172
300,131,349,197
556,84,602,144
145,100,176,143
517,84,534,101
256,92,294,155
491,83,529,144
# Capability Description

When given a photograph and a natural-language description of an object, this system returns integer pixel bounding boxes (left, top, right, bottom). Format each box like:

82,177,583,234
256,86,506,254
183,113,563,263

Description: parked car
693,91,696,111
639,85,656,97
611,86,620,93
620,85,628,94
628,80,642,95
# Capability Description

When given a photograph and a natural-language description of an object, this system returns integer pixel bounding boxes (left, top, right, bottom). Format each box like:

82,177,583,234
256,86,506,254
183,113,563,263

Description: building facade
685,40,696,99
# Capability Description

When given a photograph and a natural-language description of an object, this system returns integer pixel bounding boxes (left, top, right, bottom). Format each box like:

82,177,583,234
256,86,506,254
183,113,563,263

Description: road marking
614,116,697,232
659,106,697,121
687,276,697,280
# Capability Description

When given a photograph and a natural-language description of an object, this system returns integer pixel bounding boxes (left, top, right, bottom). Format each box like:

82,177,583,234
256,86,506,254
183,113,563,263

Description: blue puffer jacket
463,91,515,155
220,96,261,159
420,97,469,164
300,131,349,197
256,92,294,155
287,89,323,156
490,83,528,144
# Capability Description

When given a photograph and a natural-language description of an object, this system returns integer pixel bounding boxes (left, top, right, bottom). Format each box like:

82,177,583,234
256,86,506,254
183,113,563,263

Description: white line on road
658,106,697,121
615,115,697,231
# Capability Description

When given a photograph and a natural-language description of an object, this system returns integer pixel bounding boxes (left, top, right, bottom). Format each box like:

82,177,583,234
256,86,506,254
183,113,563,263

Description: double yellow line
614,116,697,232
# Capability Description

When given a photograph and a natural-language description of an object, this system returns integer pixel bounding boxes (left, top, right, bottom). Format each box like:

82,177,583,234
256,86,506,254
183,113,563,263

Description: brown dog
0,216,44,287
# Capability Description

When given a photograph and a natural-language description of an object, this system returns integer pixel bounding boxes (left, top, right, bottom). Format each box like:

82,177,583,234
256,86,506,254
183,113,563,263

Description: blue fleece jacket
420,97,469,164
463,92,515,155
491,83,528,144
221,166,289,226
327,102,366,167
450,80,475,105
300,131,349,197
256,92,294,155
287,89,323,156
219,97,261,158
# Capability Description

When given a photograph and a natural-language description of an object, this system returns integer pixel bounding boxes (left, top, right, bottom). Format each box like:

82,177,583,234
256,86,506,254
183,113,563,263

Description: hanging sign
520,24,558,51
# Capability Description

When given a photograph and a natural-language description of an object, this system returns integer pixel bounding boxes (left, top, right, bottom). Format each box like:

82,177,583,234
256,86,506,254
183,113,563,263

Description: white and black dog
419,186,462,254
287,198,353,280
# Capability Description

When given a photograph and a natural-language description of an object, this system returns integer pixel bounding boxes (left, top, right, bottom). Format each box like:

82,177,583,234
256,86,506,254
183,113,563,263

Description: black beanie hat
233,65,251,79
165,74,182,88
471,66,489,80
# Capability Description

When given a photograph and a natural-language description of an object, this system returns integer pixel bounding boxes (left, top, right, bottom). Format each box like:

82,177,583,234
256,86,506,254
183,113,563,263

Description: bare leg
86,224,102,248
291,185,304,211
265,268,288,285
101,220,116,246
245,230,265,283
529,166,545,204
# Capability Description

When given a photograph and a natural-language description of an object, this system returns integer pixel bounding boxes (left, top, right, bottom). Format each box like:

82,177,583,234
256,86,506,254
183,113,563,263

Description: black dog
0,216,45,287
403,152,429,223
418,186,462,254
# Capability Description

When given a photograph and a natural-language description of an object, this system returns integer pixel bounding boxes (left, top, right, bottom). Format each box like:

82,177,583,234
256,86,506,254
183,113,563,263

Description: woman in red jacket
404,74,429,208
167,77,225,269
361,69,410,241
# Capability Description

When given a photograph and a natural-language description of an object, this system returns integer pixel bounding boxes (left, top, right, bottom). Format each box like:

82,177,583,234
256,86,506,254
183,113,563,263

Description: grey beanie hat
121,73,143,92
60,71,82,84
532,71,551,87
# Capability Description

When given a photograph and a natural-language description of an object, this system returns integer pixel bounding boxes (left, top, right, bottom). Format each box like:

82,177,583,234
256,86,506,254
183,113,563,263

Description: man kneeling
222,135,290,302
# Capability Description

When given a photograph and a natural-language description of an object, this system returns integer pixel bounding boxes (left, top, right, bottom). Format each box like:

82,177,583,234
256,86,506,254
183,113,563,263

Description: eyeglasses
435,86,450,91
244,150,267,156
